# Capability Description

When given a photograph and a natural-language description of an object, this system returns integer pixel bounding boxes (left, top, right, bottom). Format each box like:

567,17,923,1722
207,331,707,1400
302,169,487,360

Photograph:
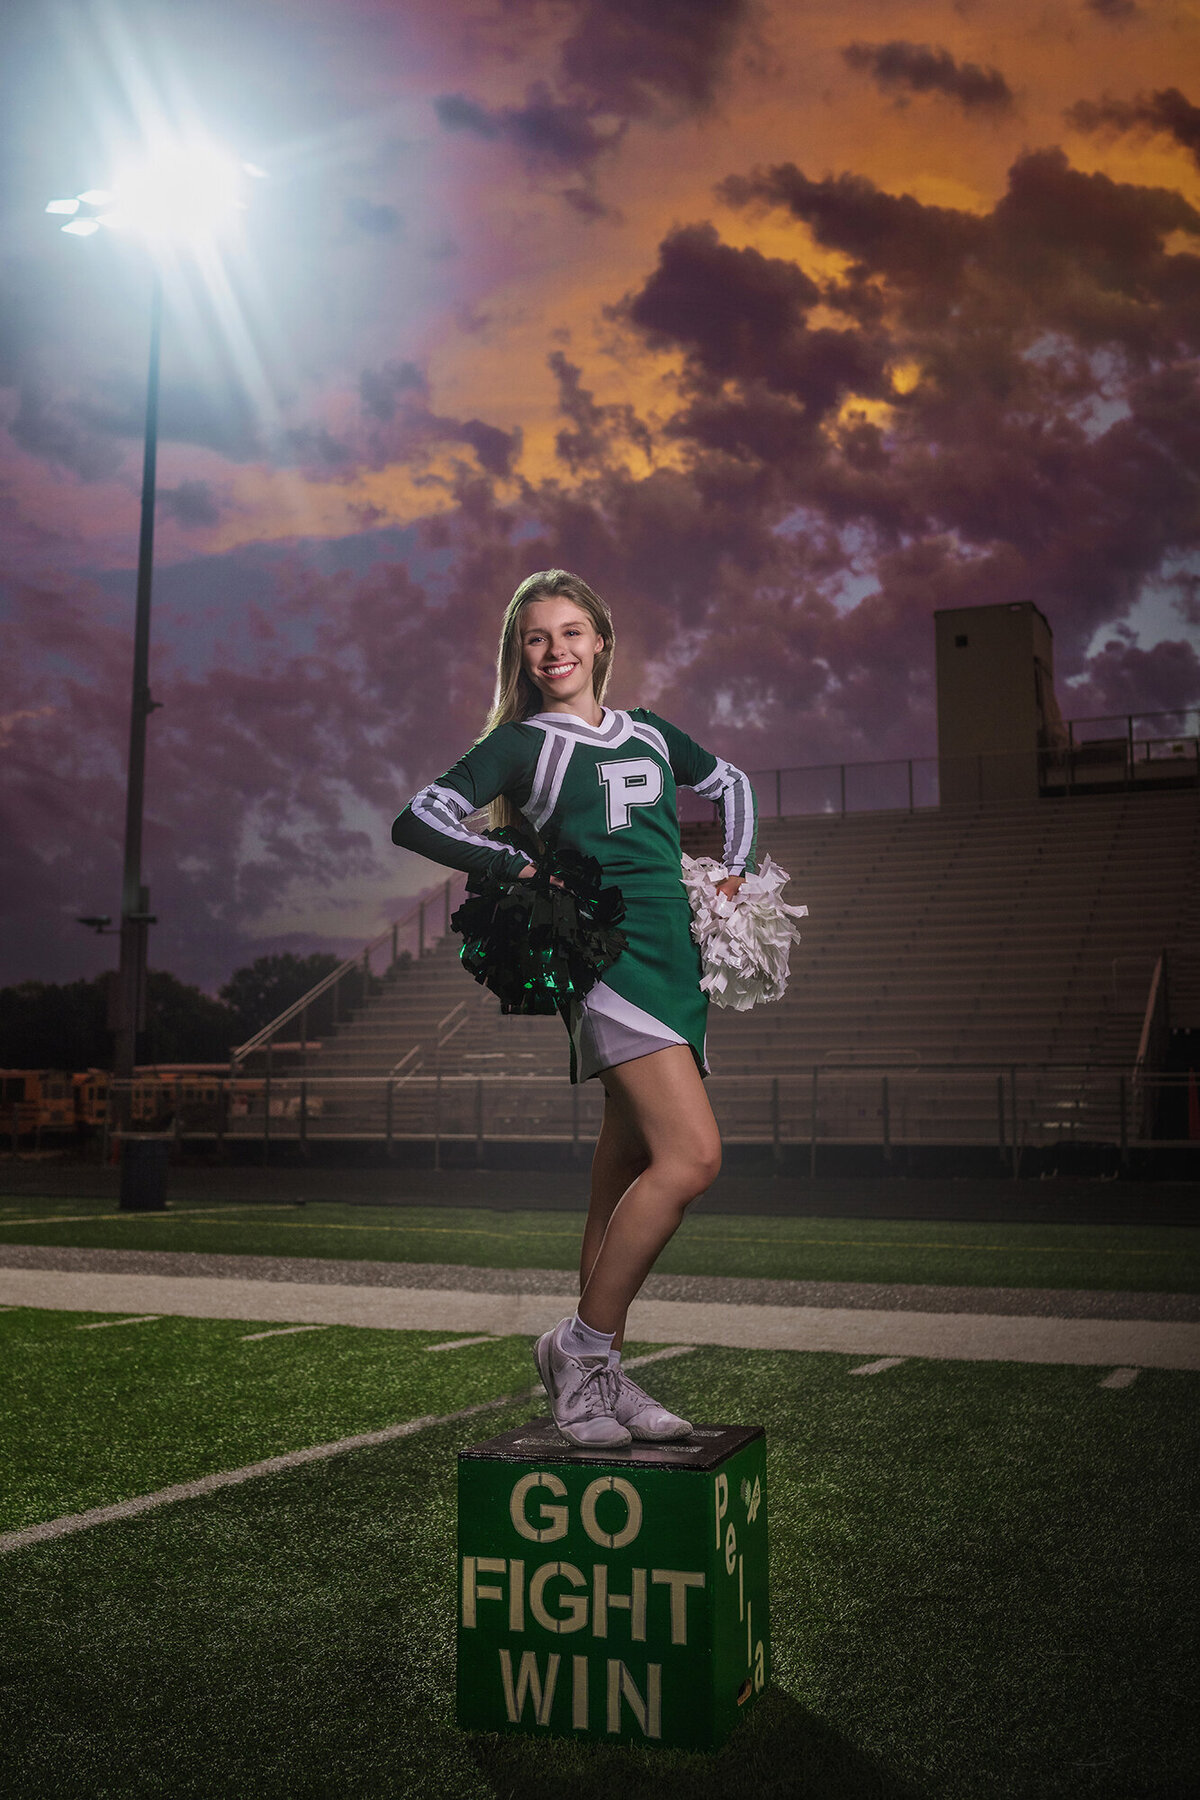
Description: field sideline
2,1194,1198,1290
2,1193,1197,1797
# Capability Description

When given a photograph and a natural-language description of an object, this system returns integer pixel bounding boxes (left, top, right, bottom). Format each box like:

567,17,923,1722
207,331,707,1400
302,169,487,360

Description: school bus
0,1070,77,1140
3,1066,245,1140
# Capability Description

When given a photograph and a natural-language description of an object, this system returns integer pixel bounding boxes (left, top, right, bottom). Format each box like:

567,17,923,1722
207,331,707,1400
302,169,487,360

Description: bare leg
576,1045,721,1342
579,1084,649,1351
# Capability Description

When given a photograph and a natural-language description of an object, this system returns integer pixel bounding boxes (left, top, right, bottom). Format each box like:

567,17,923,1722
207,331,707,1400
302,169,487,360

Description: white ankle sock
560,1314,615,1360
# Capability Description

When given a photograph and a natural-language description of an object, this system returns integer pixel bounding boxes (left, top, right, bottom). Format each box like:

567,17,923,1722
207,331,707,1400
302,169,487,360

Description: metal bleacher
220,785,1197,1163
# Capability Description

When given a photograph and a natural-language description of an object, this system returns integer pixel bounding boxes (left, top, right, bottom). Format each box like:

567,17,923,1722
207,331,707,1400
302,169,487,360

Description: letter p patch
598,757,663,832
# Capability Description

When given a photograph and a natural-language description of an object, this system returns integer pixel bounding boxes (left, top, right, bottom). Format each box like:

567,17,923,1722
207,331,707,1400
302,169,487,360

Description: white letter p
598,757,663,831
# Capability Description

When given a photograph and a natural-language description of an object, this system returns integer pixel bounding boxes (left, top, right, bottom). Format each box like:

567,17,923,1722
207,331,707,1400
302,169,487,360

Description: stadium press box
457,1418,768,1751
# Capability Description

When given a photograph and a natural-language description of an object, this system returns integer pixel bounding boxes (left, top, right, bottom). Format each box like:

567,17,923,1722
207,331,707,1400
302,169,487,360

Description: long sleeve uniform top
391,707,757,899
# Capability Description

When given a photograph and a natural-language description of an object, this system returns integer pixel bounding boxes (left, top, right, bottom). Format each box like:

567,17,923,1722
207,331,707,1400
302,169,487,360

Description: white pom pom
681,852,807,1010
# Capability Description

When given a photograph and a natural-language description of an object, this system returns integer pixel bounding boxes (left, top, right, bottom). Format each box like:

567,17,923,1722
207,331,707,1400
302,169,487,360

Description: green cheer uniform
392,708,757,1082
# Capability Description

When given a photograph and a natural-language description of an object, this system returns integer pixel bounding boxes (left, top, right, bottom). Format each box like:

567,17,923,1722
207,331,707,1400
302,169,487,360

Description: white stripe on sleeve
410,783,510,858
692,759,756,871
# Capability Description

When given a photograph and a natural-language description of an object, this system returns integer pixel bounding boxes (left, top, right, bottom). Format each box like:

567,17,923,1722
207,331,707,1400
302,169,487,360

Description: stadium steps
250,788,1197,1146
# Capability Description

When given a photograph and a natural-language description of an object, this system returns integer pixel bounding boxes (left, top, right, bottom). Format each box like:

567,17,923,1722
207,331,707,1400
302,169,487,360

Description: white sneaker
534,1323,632,1448
612,1369,693,1441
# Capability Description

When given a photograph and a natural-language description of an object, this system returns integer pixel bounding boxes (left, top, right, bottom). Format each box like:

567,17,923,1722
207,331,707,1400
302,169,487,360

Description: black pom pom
450,828,627,1015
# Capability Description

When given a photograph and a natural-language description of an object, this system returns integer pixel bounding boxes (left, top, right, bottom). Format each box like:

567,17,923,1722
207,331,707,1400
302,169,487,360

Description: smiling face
519,597,607,720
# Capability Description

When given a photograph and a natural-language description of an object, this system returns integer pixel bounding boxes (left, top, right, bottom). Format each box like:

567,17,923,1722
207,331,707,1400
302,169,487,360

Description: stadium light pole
113,256,163,1085
47,148,265,1084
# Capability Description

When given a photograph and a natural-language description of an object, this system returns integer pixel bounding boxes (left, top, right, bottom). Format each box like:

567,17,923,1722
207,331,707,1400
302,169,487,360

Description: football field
1,1196,1197,1799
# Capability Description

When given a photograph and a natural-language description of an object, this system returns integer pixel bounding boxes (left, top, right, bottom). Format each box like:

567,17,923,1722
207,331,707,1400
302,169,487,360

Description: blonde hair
481,569,615,832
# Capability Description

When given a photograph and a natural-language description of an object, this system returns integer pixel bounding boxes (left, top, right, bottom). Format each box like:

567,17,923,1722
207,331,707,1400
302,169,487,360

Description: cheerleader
393,570,756,1447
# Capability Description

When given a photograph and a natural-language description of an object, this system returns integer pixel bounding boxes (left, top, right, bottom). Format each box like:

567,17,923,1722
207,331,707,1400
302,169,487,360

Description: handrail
437,999,467,1038
231,880,459,1066
1066,706,1200,737
387,1044,422,1080
1134,952,1167,1077
231,915,408,1066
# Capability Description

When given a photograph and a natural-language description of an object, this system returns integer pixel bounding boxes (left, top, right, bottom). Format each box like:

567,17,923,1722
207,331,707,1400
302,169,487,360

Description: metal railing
678,713,1200,825
230,876,464,1069
102,1063,1200,1171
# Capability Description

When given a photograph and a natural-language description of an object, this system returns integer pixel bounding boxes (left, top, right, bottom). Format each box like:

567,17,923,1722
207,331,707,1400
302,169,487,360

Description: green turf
0,1307,535,1535
2,1195,1198,1292
1,1309,1196,1798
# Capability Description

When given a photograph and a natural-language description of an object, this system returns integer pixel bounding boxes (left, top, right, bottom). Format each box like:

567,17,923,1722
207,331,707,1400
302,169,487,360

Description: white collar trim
525,707,630,742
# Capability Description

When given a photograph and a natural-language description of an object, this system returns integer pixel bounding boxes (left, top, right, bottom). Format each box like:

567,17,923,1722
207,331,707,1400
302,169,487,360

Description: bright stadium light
46,144,265,248
98,144,251,244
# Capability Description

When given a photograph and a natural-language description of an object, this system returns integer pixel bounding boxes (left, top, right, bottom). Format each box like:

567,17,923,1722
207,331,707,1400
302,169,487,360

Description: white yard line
849,1356,906,1376
75,1314,161,1331
240,1325,329,1343
0,1207,297,1228
0,1389,539,1558
621,1344,696,1369
2,1267,1196,1368
1099,1367,1141,1389
0,1350,702,1558
425,1334,499,1352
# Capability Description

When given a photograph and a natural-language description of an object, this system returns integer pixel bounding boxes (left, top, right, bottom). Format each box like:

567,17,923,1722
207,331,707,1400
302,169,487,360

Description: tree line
0,954,342,1070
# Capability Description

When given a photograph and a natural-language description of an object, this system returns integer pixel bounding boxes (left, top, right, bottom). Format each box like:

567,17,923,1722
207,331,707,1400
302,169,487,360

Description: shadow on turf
468,1685,921,1799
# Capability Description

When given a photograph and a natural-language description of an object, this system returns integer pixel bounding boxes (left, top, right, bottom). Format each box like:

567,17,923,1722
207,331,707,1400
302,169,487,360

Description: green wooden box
457,1418,768,1751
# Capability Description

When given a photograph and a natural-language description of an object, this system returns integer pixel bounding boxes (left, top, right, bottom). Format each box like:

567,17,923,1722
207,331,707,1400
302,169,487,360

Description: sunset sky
3,0,1199,990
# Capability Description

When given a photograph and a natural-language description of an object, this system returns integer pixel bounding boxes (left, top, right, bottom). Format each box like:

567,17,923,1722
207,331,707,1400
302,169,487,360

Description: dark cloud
452,417,522,478
1067,87,1200,168
721,151,1200,347
8,381,121,480
719,166,986,308
434,0,749,205
436,83,622,172
285,423,354,469
158,481,221,528
842,41,1014,114
549,351,653,472
559,0,750,118
621,223,888,418
602,147,1200,720
0,562,455,989
343,195,403,236
561,186,620,222
991,149,1200,348
77,376,264,461
1065,634,1200,717
354,364,522,477
433,0,751,206
359,361,426,424
1084,0,1141,21
434,94,501,139
625,223,819,362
